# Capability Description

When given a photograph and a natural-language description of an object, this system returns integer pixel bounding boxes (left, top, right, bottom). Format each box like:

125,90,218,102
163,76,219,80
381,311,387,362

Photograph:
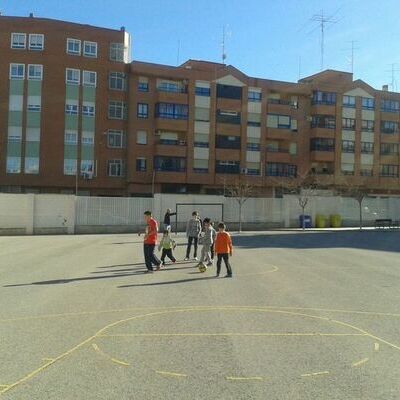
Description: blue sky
3,0,400,90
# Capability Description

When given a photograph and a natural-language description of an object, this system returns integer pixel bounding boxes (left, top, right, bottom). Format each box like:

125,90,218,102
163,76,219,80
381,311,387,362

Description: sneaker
224,274,232,278
144,270,154,274
206,262,213,267
194,257,198,261
215,274,220,278
155,264,161,271
161,262,166,266
184,257,189,261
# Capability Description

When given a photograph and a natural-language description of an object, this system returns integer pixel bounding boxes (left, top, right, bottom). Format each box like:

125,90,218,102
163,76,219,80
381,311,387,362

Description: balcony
155,139,187,157
310,151,335,162
266,149,293,163
156,82,188,103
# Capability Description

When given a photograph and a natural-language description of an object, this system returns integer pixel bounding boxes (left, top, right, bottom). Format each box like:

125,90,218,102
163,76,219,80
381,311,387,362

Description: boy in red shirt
214,222,233,278
143,211,161,273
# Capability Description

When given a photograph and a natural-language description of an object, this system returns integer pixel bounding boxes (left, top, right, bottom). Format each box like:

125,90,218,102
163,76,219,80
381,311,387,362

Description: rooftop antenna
309,9,339,71
222,25,227,65
385,63,400,92
342,40,359,74
298,56,302,80
176,39,181,66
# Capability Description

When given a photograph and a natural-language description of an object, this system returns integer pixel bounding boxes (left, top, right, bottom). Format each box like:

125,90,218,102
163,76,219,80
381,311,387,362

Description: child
214,222,233,278
209,221,217,262
198,218,216,267
158,230,177,266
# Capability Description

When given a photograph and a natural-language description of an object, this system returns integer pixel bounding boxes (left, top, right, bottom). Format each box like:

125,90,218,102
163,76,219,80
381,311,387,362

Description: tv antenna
385,63,400,92
308,9,340,71
342,40,359,74
221,25,231,65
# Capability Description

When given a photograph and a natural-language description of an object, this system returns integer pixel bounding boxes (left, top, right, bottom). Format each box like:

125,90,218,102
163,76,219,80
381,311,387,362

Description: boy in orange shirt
214,222,233,278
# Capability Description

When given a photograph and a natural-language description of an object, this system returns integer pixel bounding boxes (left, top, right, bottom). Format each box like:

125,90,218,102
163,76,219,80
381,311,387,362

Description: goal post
175,203,224,233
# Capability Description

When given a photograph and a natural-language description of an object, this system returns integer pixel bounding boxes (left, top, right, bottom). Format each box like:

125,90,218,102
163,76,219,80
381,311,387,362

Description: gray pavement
0,230,400,399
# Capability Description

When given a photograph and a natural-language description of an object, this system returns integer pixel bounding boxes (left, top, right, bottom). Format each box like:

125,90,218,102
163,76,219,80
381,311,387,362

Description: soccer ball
198,263,207,273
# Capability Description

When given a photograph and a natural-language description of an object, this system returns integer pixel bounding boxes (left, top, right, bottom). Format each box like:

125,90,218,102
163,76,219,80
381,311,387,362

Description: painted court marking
301,371,330,378
352,358,369,368
1,306,400,395
92,343,130,367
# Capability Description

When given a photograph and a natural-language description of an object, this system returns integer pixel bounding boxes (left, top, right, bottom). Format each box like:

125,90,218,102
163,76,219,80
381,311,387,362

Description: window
248,113,261,127
380,164,399,177
247,143,260,151
24,158,39,174
216,135,241,149
110,43,124,62
29,34,44,50
11,33,26,49
380,143,399,155
312,91,336,105
248,90,262,102
266,163,297,177
246,168,260,176
81,134,94,145
267,114,291,129
361,142,374,154
10,63,25,80
342,118,356,130
381,99,400,113
381,120,398,134
310,138,335,151
311,115,336,129
157,80,185,93
193,159,209,173
108,159,125,176
154,156,186,172
341,164,355,175
342,140,355,153
65,131,78,145
28,64,43,80
64,159,77,175
108,101,127,120
83,41,97,57
82,105,95,117
107,130,126,148
217,84,242,100
195,87,210,96
27,96,41,112
362,120,374,132
81,160,94,176
136,130,147,145
195,107,210,122
360,169,373,176
343,95,356,108
109,72,127,91
65,104,78,115
155,103,189,120
215,160,240,174
138,77,149,92
66,68,80,85
362,97,375,110
137,103,148,118
6,157,21,173
136,158,147,172
66,38,81,55
82,71,96,87
216,109,241,125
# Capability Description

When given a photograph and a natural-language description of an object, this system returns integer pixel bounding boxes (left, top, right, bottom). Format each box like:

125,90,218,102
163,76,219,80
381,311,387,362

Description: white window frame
136,130,147,145
64,131,78,145
6,157,21,174
28,64,43,80
11,33,26,49
109,72,126,91
107,130,126,148
66,68,80,85
65,104,79,115
108,101,126,120
82,105,95,117
9,63,25,80
66,38,81,55
64,159,77,175
82,70,97,87
28,34,44,50
108,159,125,177
109,43,124,62
24,157,39,174
83,41,97,57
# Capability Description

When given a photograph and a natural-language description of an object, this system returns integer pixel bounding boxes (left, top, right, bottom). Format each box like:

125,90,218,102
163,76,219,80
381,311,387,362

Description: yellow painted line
352,358,369,367
2,304,400,324
301,371,330,377
375,342,380,351
226,376,264,381
155,371,187,378
42,358,54,362
99,332,366,338
91,343,130,367
1,306,398,396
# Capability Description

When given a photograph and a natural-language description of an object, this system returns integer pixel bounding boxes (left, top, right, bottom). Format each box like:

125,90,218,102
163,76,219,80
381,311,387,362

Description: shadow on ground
233,230,400,253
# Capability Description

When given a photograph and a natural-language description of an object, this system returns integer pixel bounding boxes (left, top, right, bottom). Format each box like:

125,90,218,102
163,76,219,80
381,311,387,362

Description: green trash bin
316,214,326,228
330,214,342,228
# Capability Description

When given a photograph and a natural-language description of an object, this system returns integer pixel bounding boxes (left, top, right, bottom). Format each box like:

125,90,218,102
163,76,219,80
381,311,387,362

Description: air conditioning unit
241,168,248,174
179,140,186,146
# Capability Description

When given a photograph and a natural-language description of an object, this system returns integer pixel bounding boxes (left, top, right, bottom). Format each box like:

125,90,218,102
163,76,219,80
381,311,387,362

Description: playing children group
143,210,233,277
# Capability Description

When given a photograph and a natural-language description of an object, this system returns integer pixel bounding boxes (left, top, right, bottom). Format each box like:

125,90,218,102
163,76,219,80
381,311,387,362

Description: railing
268,98,290,105
158,139,187,146
155,112,188,120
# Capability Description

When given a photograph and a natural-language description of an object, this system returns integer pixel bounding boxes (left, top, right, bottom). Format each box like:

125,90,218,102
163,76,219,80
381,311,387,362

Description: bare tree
225,179,254,232
273,170,322,230
334,177,369,231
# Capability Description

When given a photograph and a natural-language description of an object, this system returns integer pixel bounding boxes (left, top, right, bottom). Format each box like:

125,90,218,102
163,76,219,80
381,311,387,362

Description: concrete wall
1,193,400,235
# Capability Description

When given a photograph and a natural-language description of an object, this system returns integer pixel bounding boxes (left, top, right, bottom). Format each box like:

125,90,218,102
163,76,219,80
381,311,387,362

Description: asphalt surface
1,230,400,399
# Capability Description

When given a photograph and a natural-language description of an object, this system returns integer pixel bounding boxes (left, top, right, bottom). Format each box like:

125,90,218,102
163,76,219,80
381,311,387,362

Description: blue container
299,215,312,228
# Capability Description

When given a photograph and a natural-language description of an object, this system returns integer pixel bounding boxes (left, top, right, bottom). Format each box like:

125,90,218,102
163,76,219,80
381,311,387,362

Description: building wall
1,16,400,196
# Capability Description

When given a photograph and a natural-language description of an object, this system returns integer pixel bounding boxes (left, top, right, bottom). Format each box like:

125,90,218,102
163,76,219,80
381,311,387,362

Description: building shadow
232,230,400,253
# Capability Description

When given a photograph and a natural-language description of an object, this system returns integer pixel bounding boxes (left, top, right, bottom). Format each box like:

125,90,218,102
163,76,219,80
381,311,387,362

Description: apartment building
1,15,400,196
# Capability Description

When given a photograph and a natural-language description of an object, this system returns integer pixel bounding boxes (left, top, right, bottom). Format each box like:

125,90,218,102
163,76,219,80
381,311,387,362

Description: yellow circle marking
1,306,399,395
